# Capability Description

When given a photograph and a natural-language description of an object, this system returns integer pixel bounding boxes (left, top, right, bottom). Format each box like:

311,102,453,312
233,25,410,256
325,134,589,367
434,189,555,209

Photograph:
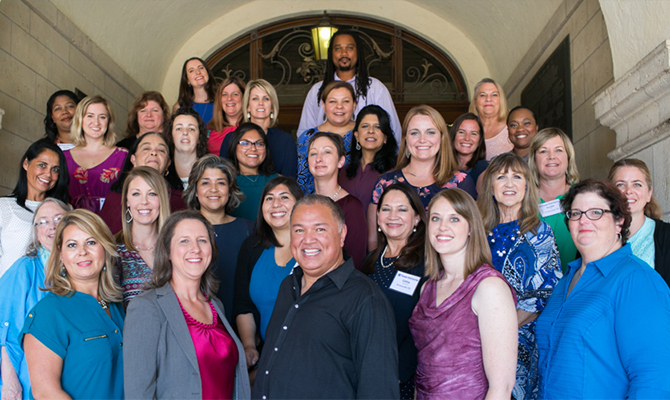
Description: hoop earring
246,112,251,120
405,148,410,158
356,141,361,151
125,207,133,223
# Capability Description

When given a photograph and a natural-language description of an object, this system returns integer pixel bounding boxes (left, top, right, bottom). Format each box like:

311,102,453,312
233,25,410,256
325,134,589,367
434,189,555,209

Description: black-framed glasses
565,208,613,221
238,140,266,149
34,216,63,227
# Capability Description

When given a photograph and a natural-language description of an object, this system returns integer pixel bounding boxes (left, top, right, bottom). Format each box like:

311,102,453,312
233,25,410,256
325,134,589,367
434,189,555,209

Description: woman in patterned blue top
478,153,562,400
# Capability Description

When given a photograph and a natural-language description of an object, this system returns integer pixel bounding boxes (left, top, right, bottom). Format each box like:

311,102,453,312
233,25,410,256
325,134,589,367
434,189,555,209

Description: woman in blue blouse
233,177,303,375
362,182,426,399
536,180,670,399
478,153,562,400
0,198,70,400
297,81,357,194
21,209,124,400
173,57,217,124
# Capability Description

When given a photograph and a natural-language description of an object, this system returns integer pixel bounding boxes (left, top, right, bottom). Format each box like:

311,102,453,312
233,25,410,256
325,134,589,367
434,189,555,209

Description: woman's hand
243,345,259,367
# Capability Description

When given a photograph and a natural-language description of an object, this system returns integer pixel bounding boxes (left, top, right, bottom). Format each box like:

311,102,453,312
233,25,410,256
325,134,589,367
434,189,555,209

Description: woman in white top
0,140,69,277
468,78,511,160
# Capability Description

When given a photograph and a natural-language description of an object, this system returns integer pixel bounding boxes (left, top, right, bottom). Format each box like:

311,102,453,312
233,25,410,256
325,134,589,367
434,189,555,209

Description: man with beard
297,30,402,144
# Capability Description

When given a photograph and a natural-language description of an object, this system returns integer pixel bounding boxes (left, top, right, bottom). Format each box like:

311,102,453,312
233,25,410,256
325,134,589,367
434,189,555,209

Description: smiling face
405,114,441,161
196,168,230,216
126,176,160,228
169,218,212,284
332,34,358,72
137,100,164,134
492,168,526,213
354,114,385,153
35,202,66,252
291,202,346,277
508,108,538,150
24,149,60,201
308,136,345,180
612,166,653,219
186,59,208,88
82,103,109,141
568,191,622,255
428,197,470,259
322,87,355,127
235,129,266,174
247,87,272,123
262,184,297,231
475,82,501,118
534,135,569,181
131,134,170,174
60,225,106,288
52,95,77,135
453,119,481,157
171,115,200,154
221,83,243,122
377,190,420,244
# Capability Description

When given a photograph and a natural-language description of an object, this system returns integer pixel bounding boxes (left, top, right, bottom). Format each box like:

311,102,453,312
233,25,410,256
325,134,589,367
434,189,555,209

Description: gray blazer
123,284,251,399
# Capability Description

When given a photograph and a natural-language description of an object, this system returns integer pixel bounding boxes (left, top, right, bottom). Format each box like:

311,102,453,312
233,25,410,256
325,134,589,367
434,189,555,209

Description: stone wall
504,0,615,180
0,0,143,195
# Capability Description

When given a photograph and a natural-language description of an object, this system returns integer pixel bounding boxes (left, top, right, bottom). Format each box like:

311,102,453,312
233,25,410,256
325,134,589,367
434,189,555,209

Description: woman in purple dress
64,95,128,214
409,188,517,399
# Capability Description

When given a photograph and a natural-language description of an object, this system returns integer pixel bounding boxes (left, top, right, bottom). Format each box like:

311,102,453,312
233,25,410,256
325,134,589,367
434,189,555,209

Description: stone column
0,108,4,130
594,40,670,219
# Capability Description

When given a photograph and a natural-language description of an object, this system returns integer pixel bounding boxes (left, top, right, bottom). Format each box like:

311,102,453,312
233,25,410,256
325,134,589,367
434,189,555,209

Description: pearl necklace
380,246,399,268
331,185,342,200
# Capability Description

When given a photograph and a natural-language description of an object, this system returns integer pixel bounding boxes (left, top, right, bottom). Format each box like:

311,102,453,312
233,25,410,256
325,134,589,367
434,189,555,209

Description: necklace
380,246,399,268
241,174,259,183
331,185,342,200
405,168,431,178
133,242,155,251
98,298,108,310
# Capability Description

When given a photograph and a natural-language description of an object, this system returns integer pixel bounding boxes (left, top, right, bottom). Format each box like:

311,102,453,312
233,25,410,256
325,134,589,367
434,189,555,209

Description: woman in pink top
208,77,246,154
409,188,517,399
123,210,251,399
469,78,512,160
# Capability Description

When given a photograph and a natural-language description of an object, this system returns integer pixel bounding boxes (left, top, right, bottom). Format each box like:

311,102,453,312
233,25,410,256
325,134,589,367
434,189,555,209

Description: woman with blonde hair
21,209,124,399
64,95,128,213
409,188,517,399
219,79,297,178
208,77,246,154
469,78,511,160
478,153,562,399
529,127,580,271
368,105,475,249
609,158,670,285
115,167,171,305
117,91,170,149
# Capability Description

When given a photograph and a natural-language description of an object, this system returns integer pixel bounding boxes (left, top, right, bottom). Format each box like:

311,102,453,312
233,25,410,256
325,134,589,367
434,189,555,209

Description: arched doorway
207,14,470,134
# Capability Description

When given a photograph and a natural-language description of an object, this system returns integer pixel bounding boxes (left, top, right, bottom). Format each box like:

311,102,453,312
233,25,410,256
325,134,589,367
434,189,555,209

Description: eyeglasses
238,140,266,149
34,216,63,227
565,208,613,221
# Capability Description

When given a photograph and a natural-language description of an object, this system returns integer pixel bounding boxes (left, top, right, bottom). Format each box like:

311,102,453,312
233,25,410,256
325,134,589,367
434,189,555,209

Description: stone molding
0,108,4,130
594,40,670,160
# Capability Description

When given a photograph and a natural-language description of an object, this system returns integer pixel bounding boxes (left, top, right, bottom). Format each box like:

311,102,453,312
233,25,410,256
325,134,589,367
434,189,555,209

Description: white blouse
0,197,39,278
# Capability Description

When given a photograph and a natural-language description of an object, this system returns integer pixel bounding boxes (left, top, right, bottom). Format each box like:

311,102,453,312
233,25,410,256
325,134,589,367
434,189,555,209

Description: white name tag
539,199,563,218
389,271,421,296
99,197,106,209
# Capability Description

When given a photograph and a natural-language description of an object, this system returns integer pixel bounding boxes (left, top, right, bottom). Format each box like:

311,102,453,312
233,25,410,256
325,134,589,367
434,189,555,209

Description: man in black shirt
252,195,399,399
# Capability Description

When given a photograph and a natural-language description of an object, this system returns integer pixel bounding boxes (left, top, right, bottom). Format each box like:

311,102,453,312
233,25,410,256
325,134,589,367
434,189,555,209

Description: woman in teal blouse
21,209,124,400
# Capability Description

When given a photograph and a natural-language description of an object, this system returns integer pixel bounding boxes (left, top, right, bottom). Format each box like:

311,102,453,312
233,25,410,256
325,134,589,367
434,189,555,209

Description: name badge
539,199,563,218
99,197,106,209
389,271,420,296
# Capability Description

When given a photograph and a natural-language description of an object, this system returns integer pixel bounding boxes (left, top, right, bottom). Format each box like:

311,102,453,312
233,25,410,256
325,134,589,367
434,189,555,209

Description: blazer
653,218,670,287
123,284,251,399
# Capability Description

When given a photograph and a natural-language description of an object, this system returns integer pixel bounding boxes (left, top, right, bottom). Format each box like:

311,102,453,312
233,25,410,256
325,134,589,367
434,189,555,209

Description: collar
333,72,357,84
567,243,632,277
293,257,355,292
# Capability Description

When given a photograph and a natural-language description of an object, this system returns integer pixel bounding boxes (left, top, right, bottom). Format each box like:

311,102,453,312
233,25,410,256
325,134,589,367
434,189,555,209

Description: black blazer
653,219,670,287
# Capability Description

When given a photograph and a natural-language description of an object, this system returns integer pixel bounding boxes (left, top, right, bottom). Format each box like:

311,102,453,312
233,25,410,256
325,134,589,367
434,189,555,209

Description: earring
125,207,133,223
59,263,66,277
246,111,251,120
356,141,361,151
413,227,417,233
270,112,275,120
377,226,381,232
165,169,169,177
102,265,107,271
405,148,411,158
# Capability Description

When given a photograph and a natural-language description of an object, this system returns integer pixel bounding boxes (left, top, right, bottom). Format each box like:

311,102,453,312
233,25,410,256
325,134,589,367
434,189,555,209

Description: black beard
337,64,353,72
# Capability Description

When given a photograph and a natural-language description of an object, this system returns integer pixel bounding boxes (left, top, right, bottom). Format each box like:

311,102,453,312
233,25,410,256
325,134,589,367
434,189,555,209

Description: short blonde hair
528,127,580,187
424,189,492,281
468,78,508,122
70,95,117,147
26,198,72,257
117,167,171,252
44,209,122,303
396,105,458,188
243,79,279,128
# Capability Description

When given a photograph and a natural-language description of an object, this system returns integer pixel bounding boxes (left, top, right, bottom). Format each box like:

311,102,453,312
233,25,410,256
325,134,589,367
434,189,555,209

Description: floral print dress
64,147,128,214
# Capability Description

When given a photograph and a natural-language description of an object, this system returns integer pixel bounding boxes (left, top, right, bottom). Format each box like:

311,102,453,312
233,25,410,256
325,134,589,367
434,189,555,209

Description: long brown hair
177,57,216,108
425,189,492,281
608,158,662,220
478,153,541,235
208,77,246,132
396,105,459,187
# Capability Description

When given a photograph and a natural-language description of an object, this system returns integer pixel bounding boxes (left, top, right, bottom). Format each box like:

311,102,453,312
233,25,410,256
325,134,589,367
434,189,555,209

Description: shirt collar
293,257,355,292
568,243,632,277
334,72,356,84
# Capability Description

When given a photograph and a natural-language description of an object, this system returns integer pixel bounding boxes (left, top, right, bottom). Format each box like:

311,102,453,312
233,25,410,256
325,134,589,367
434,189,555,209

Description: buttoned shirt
252,258,399,400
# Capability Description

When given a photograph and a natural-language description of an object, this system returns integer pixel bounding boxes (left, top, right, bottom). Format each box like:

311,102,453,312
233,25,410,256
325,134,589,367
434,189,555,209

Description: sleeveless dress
409,265,516,400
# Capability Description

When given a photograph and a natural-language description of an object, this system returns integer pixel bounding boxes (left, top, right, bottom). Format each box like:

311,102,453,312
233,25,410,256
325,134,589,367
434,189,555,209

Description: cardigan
653,218,670,287
123,284,251,399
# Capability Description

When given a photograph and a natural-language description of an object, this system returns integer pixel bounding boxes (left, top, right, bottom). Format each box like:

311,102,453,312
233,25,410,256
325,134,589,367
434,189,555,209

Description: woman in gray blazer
123,210,251,399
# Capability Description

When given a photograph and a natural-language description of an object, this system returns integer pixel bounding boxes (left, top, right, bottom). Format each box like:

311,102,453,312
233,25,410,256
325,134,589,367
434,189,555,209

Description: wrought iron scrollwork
214,64,246,85
405,59,451,97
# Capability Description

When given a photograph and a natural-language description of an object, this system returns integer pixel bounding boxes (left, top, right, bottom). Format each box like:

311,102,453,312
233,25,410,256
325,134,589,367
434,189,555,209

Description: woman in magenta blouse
123,210,250,399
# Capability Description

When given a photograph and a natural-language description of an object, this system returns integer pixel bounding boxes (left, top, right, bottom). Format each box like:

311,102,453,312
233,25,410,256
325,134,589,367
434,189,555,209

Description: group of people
1,28,669,400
